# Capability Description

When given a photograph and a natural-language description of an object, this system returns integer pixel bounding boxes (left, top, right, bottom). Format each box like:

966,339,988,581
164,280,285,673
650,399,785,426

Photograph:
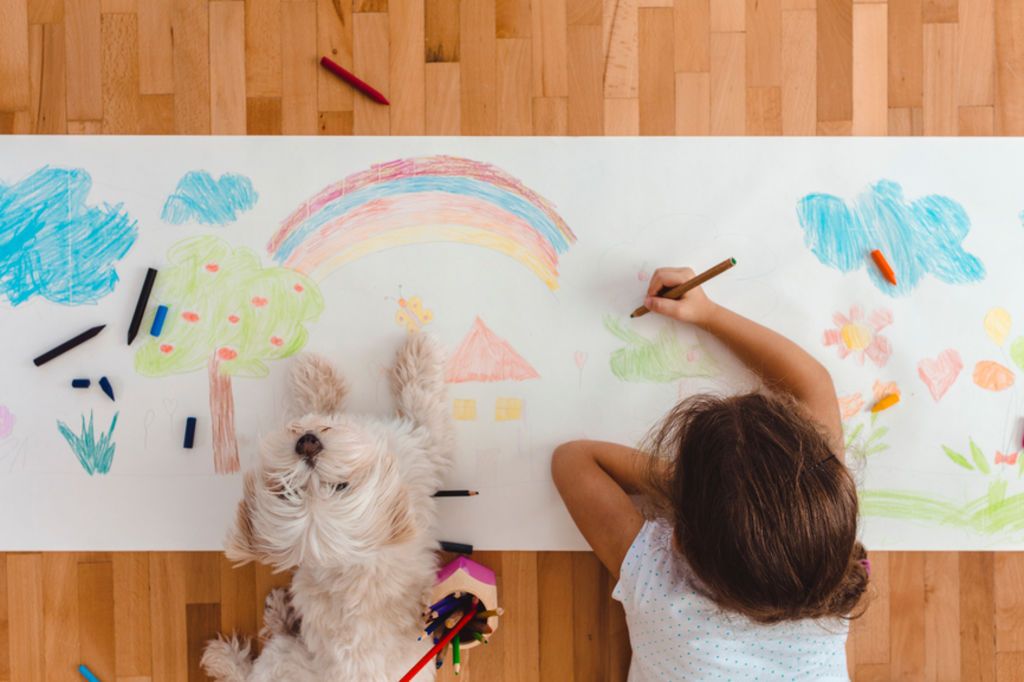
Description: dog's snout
295,432,323,461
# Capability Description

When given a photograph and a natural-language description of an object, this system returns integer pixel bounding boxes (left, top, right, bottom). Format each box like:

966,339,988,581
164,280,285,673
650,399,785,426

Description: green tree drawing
135,235,323,474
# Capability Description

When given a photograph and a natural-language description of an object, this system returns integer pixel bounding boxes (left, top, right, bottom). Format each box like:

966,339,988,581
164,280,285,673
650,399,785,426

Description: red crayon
870,249,898,286
319,57,389,105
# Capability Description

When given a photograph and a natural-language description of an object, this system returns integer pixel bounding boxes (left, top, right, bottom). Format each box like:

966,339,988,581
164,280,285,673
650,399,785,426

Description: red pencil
400,598,478,682
870,249,898,286
319,56,389,105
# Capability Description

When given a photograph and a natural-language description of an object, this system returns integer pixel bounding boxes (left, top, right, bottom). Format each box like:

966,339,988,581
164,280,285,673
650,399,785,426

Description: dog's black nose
295,433,323,461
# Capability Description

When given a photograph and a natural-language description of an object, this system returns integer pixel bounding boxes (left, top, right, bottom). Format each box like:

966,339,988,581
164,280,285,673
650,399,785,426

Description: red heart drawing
917,349,963,401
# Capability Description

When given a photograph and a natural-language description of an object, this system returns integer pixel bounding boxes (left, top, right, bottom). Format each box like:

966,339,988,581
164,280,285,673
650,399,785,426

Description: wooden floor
2,0,1024,679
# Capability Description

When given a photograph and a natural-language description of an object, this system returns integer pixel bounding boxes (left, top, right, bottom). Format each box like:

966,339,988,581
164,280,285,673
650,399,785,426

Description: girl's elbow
551,441,584,484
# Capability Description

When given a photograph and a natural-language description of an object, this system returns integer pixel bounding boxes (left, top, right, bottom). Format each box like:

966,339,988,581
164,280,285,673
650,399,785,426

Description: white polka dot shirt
612,519,850,681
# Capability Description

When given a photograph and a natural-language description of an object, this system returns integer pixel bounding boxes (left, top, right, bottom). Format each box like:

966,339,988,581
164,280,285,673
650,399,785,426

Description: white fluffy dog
201,334,454,682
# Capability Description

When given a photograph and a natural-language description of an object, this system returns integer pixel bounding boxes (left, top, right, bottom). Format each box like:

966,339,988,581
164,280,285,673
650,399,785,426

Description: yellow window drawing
495,397,523,421
453,399,477,421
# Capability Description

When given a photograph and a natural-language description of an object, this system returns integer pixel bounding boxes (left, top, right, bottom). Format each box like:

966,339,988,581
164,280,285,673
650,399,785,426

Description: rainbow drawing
266,156,576,289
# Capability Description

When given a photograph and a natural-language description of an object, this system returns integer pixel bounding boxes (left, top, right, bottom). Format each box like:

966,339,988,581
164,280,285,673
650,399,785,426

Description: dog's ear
224,469,261,565
289,353,348,416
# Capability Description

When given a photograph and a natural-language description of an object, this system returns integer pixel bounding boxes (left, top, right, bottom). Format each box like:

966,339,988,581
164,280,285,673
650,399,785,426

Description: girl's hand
643,267,718,326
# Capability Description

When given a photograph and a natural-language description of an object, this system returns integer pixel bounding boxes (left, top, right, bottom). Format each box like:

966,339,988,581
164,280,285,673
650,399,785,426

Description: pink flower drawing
0,405,14,439
823,305,893,367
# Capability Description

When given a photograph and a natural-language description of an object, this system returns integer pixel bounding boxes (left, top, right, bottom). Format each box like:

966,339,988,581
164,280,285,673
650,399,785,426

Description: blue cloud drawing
161,171,258,226
0,167,138,307
797,180,985,296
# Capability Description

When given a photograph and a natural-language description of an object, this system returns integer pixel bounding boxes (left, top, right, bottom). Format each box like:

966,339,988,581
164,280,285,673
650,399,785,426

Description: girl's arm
550,440,647,578
644,267,844,457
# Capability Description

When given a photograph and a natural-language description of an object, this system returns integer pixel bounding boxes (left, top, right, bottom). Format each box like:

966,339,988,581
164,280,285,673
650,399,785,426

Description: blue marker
98,376,115,401
184,417,197,448
78,664,101,682
150,304,169,336
71,379,90,388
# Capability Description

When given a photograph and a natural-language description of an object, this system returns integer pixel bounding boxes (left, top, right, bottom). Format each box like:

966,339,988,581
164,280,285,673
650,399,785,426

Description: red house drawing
447,317,538,421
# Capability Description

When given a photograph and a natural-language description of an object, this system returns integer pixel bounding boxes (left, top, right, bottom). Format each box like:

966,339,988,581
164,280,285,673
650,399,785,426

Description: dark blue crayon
439,540,473,554
71,379,90,388
150,304,169,336
98,376,115,401
78,664,101,682
184,417,197,448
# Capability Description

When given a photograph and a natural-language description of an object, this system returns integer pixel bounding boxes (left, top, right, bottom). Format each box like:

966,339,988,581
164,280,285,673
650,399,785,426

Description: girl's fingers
647,267,695,297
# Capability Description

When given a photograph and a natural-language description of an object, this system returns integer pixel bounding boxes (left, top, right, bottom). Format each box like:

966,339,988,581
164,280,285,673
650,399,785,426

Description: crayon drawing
973,308,1023,391
161,171,258,226
797,180,985,296
453,399,477,421
266,156,576,289
917,349,963,401
841,383,897,459
446,317,539,384
58,411,119,475
495,398,524,421
984,308,1011,345
0,405,13,439
134,235,323,474
0,167,138,306
604,315,718,383
395,296,433,334
822,305,893,367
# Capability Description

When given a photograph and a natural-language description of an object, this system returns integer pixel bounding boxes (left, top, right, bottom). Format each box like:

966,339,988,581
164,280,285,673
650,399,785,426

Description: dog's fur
201,334,454,682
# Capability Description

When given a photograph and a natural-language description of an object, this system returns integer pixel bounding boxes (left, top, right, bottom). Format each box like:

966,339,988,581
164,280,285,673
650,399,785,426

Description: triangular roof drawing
446,317,540,383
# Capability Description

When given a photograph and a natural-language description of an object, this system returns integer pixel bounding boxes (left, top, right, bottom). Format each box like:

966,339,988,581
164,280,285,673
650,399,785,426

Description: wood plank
184,553,221,605
887,0,922,107
854,551,890,664
537,553,573,680
568,24,603,135
890,552,926,679
27,0,62,24
567,0,601,25
923,552,960,680
137,0,174,94
460,0,497,134
100,0,135,13
319,110,354,134
317,0,354,111
957,0,993,105
425,0,459,62
281,0,318,134
65,0,103,120
354,0,387,9
67,119,102,133
781,8,815,135
922,21,957,135
101,12,140,134
606,567,631,680
604,97,639,134
571,553,604,682
957,105,993,135
961,552,996,682
149,553,188,682
533,97,569,135
995,554,1024,653
425,61,461,134
994,0,1024,134
674,0,709,72
851,2,886,135
389,0,426,134
252,563,291,643
29,23,67,133
186,604,221,682
172,0,210,133
497,38,531,135
245,0,282,98
817,0,852,122
113,553,152,678
218,558,256,641
352,11,389,135
78,561,115,682
604,0,637,98
209,0,246,134
139,93,175,133
7,555,44,682
0,554,8,681
710,0,745,31
498,0,531,37
997,652,1024,682
500,553,539,681
247,96,282,134
532,0,569,97
638,7,674,135
746,0,780,86
710,31,745,134
923,0,957,23
42,554,79,682
675,71,710,134
887,106,911,134
0,0,32,110
746,85,782,134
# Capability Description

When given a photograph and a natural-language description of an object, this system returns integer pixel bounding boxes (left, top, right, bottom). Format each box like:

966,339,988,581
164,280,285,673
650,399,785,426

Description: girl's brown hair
642,391,869,624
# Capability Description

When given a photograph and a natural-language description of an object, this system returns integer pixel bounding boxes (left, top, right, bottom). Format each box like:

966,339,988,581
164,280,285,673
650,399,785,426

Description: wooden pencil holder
432,556,499,651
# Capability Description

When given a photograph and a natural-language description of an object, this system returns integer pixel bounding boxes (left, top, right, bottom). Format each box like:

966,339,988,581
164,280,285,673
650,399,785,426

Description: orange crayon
870,250,897,286
871,394,899,412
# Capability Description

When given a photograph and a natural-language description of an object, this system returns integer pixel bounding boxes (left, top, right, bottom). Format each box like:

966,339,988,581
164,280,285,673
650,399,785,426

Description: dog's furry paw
389,333,446,400
290,353,348,416
261,587,302,640
200,633,253,682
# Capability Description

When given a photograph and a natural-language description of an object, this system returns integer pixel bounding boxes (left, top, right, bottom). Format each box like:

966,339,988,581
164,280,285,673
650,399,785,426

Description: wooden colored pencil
630,258,736,318
400,599,478,682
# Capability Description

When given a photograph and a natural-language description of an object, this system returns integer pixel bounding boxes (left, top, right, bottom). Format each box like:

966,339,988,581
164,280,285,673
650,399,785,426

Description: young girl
552,266,868,681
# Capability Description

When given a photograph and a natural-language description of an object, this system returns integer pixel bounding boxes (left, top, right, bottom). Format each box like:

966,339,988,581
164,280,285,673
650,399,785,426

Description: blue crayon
71,379,90,388
98,376,115,401
78,664,101,682
184,417,197,448
150,304,169,336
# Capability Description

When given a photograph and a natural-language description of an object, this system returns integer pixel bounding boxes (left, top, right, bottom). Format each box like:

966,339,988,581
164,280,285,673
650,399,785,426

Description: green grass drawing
57,411,119,475
603,314,718,383
844,412,890,460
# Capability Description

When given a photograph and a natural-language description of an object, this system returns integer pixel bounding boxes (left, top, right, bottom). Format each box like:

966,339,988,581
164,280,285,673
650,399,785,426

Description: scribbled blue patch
797,180,986,296
57,411,118,475
0,167,138,306
162,171,258,226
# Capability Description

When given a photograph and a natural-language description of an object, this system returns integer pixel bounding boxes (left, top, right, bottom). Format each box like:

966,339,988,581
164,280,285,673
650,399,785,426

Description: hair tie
858,558,871,576
807,453,837,472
